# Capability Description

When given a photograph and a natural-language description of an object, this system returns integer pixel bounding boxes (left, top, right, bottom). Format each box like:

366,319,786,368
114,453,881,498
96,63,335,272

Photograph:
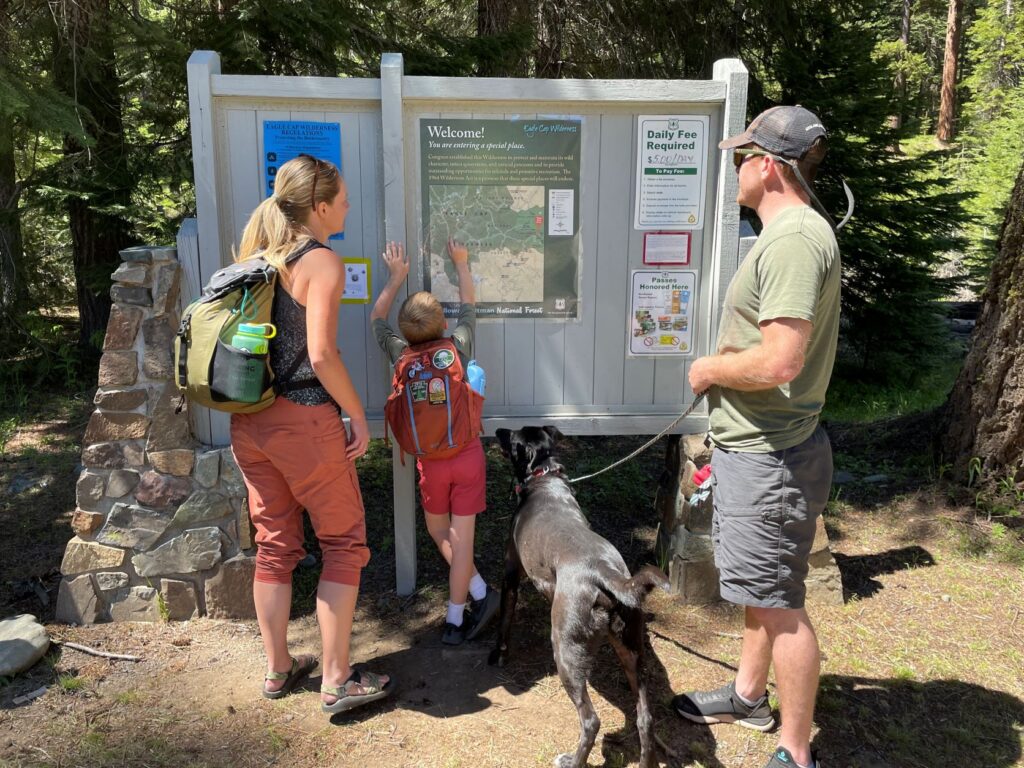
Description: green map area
428,184,545,304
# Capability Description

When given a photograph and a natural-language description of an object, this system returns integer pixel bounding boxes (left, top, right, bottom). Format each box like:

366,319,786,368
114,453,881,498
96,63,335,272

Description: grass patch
0,415,19,458
114,690,142,705
265,726,288,753
57,673,85,693
823,357,961,423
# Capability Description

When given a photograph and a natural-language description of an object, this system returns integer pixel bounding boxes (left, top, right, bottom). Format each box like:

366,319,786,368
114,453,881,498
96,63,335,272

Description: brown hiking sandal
321,666,394,715
262,654,318,700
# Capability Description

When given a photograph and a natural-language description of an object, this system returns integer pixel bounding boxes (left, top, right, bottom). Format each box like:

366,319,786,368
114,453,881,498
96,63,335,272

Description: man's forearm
455,263,474,305
703,346,795,392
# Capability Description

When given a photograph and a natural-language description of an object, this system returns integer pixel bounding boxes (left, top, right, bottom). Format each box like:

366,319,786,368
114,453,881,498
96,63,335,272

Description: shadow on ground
299,583,725,768
833,545,937,599
814,675,1024,767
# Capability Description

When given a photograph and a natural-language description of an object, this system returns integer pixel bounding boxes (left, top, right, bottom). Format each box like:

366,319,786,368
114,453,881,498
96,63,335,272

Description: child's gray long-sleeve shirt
372,303,476,366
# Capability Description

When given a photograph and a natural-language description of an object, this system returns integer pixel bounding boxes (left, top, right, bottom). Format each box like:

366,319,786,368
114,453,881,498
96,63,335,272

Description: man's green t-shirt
709,205,841,452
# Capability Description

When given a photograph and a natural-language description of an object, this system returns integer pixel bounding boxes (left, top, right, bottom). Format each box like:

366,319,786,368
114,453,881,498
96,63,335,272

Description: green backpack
174,244,321,413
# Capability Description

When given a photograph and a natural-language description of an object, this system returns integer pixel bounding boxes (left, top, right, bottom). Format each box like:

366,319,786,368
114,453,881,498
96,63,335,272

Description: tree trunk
52,0,133,347
534,0,564,78
0,111,25,318
0,0,26,318
476,0,533,77
889,0,912,131
936,0,962,142
942,162,1024,481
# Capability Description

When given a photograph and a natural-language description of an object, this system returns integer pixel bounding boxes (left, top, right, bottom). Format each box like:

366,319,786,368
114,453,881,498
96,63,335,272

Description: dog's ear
495,428,513,457
542,425,564,445
514,441,537,475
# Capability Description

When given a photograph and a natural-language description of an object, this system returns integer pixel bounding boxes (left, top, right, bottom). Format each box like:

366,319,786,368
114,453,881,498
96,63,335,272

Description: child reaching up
370,237,498,645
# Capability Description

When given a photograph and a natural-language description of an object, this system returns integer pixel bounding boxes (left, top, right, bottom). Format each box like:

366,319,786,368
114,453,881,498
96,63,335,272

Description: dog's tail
602,564,670,609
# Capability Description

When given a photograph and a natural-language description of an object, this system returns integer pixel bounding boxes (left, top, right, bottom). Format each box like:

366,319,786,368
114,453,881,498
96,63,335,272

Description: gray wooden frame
182,51,748,594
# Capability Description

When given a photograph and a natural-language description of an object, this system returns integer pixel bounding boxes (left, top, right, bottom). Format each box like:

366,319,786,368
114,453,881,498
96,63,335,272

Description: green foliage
0,3,89,140
0,0,1008,393
0,416,18,458
57,673,85,693
738,0,969,380
824,354,961,422
0,307,97,408
955,0,1024,283
960,454,1024,527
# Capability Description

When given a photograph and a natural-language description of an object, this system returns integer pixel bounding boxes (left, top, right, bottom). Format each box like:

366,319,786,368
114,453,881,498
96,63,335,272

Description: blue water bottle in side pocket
466,359,486,397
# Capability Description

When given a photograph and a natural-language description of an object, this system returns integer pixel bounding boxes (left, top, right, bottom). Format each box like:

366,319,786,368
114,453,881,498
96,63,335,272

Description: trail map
420,118,582,319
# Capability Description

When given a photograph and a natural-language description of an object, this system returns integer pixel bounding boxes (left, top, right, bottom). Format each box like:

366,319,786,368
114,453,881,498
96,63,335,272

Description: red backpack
384,338,484,461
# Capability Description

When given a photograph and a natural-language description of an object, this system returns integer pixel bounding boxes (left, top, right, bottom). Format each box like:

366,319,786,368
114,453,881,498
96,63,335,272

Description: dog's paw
553,753,576,768
487,647,507,667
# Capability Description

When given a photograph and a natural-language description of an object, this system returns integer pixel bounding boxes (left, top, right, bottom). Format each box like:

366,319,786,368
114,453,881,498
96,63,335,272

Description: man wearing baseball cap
671,106,843,768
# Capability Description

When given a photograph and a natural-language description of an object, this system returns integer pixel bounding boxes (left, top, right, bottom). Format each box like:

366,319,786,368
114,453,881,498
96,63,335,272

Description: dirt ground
1,395,1023,768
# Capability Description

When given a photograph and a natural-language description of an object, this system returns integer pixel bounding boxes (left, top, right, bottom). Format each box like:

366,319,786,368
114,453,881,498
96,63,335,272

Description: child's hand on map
447,237,470,267
382,241,409,284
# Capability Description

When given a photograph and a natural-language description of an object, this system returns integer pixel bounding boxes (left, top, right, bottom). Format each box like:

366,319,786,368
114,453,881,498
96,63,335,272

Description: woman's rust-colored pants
231,398,370,586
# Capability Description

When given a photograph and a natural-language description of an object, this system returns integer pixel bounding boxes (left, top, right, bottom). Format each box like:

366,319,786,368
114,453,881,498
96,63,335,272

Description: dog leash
566,391,708,485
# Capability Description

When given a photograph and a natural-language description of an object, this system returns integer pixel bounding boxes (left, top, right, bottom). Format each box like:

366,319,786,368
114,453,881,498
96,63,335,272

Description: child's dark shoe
441,621,465,646
464,586,499,640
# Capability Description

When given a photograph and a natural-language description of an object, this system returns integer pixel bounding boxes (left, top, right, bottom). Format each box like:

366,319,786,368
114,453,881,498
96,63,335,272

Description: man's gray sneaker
672,680,775,732
763,747,818,768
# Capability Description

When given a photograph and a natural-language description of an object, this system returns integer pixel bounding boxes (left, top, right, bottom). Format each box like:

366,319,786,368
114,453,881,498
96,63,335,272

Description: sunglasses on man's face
732,148,771,169
298,153,321,210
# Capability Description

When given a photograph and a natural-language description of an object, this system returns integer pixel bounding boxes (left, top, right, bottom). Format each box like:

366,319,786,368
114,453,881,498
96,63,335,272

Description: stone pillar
655,435,720,603
58,246,256,624
654,434,844,606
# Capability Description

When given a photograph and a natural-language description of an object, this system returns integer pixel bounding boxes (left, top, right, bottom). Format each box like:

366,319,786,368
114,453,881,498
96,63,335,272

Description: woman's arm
301,248,369,459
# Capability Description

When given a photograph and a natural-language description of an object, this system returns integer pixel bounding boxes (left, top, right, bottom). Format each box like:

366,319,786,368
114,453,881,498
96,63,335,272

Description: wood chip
12,686,48,705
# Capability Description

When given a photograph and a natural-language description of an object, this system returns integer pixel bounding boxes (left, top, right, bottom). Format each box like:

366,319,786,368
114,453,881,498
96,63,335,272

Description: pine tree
957,0,1024,281
739,0,969,379
0,0,87,337
937,0,964,141
50,0,135,348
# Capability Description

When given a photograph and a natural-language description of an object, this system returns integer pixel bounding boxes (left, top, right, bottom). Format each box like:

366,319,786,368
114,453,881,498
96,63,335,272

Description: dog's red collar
514,466,561,496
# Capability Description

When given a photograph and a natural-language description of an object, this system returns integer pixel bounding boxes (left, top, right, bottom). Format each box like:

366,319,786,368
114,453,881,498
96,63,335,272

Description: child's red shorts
416,438,486,516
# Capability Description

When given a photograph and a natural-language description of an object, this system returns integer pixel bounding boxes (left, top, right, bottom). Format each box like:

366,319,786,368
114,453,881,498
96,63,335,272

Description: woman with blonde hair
231,154,392,714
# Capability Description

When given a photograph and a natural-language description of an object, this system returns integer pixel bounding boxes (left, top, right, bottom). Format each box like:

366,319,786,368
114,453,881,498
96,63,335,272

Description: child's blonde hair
399,291,446,345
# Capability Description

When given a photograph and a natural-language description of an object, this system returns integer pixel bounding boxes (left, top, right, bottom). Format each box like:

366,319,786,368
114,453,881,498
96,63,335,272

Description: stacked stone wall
56,246,256,624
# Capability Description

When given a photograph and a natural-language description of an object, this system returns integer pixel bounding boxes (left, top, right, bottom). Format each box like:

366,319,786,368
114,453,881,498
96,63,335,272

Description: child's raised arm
370,241,409,322
447,237,475,305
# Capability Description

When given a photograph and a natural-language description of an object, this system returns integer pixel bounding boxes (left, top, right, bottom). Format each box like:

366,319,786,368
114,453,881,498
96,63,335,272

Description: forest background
0,0,1022,410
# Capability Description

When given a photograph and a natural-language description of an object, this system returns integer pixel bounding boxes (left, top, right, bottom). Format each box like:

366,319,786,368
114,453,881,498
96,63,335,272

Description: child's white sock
447,601,466,627
469,574,488,601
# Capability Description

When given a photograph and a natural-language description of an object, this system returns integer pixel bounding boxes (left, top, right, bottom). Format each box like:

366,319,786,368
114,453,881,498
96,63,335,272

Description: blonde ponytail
234,154,342,271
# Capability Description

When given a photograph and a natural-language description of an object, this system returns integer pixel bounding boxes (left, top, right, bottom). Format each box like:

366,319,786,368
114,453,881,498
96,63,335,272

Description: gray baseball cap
719,105,827,160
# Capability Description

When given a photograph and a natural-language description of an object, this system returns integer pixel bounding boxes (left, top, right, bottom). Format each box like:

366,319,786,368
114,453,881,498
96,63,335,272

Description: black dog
492,426,668,768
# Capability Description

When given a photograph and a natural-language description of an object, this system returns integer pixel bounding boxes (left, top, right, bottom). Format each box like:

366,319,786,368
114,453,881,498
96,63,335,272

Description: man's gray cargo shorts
711,426,832,610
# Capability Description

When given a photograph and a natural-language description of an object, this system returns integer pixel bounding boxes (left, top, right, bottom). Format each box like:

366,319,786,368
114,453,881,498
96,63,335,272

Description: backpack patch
384,339,484,460
410,380,428,402
432,348,455,369
427,377,447,404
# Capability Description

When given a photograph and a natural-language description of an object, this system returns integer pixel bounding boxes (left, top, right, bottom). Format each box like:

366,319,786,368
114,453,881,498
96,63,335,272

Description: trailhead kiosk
181,51,750,594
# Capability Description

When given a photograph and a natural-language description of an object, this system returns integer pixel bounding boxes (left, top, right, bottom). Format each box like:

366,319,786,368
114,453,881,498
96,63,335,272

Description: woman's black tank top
270,239,334,407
